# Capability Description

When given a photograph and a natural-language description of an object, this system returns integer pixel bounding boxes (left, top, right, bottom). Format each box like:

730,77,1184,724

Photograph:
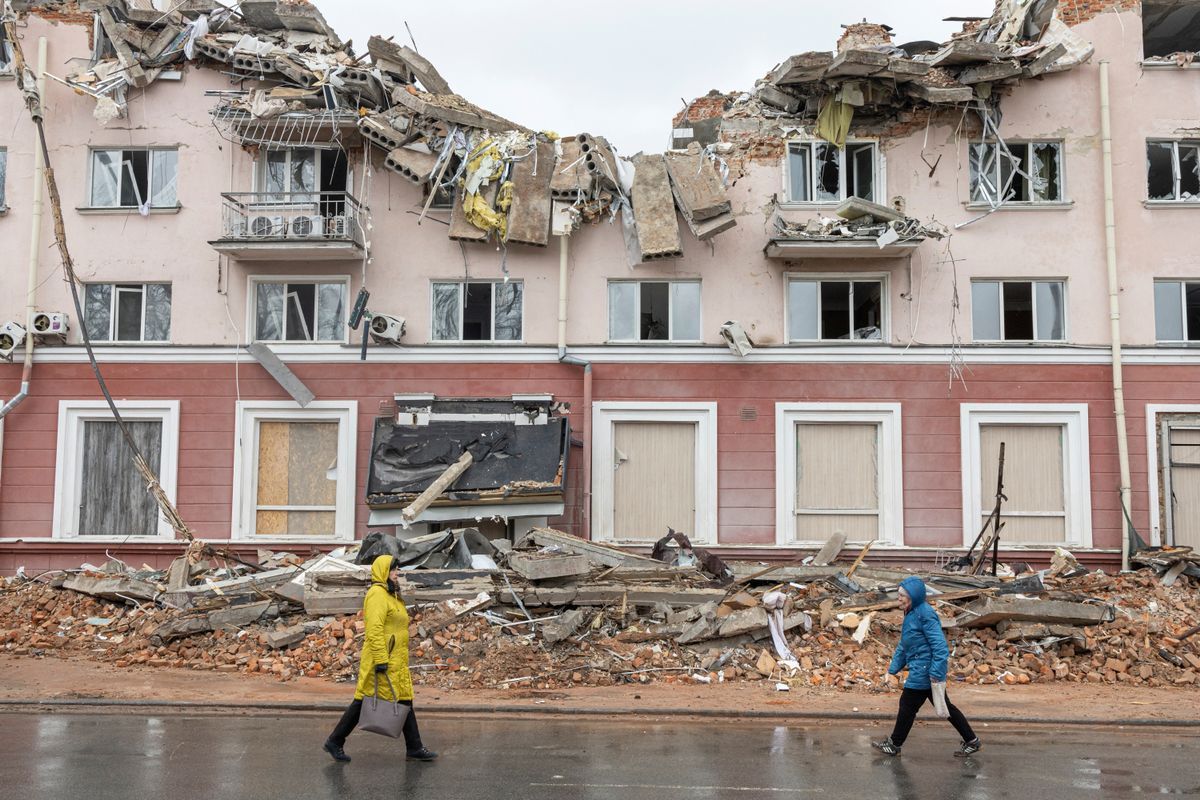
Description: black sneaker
872,738,901,757
406,747,438,762
954,738,981,757
323,740,351,763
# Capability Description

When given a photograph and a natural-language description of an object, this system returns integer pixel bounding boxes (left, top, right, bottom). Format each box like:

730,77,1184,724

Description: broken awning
764,238,923,258
367,501,565,527
365,417,569,510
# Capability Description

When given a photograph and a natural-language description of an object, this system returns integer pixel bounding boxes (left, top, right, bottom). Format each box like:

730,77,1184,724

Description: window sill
75,205,183,215
1144,200,1200,208
1140,59,1200,70
963,201,1074,211
87,340,172,346
251,340,350,346
605,340,707,345
428,340,527,346
972,340,1068,345
785,339,886,345
776,200,875,209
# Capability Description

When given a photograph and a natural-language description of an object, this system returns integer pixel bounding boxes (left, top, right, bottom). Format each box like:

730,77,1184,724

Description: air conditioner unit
249,215,284,238
0,321,26,361
289,214,324,238
369,313,406,344
32,311,69,339
719,320,754,358
325,214,349,238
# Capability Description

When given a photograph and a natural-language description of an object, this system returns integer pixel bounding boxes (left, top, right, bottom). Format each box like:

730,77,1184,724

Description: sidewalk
2,654,1196,727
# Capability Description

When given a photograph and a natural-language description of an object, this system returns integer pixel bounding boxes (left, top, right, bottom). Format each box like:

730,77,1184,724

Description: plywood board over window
612,421,696,541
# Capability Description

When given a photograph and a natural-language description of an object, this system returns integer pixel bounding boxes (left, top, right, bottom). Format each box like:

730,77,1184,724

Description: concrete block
509,552,592,581
384,147,438,184
769,51,834,85
265,625,307,649
542,608,587,644
664,151,731,222
369,36,452,95
630,154,682,260
550,138,591,199
448,182,496,242
505,139,555,247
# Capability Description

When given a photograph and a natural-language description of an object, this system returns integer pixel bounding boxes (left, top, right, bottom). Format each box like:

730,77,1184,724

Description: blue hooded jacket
887,576,949,690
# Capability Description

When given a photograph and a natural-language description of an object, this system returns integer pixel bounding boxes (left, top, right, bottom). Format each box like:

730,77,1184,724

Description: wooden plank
505,139,555,247
630,154,682,260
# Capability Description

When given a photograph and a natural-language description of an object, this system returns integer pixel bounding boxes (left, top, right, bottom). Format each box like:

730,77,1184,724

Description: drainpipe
1100,61,1133,572
0,37,46,420
556,233,592,537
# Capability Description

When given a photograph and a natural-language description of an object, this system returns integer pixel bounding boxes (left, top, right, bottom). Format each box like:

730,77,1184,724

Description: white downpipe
557,234,568,351
0,36,46,420
556,233,593,536
1100,61,1133,572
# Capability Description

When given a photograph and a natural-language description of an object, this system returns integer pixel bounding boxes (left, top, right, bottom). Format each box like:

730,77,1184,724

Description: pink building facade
2,1,1199,573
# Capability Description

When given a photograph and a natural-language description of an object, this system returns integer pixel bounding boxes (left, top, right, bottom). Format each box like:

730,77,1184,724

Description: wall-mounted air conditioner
289,215,324,238
249,215,284,238
32,311,69,340
369,314,406,344
0,321,27,360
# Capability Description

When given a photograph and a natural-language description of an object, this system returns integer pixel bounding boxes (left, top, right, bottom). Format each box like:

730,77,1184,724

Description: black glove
374,663,388,675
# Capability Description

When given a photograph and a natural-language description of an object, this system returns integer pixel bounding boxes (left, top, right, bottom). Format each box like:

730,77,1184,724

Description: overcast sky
322,1,996,155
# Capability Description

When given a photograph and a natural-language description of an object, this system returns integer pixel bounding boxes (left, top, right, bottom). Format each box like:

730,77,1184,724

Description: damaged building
0,0,1199,576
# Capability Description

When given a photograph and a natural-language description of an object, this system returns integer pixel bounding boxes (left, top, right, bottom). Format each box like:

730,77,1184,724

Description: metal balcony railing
216,191,365,248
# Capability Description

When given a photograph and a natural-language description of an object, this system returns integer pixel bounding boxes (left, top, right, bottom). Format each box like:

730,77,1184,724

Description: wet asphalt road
0,712,1197,799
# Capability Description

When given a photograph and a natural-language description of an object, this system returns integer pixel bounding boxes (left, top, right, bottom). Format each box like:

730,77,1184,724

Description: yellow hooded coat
353,555,413,702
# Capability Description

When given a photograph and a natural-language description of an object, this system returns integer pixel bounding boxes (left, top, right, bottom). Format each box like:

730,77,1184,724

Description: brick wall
1058,0,1140,27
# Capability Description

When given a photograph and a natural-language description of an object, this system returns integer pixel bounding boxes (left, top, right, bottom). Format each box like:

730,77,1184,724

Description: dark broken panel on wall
1142,0,1200,59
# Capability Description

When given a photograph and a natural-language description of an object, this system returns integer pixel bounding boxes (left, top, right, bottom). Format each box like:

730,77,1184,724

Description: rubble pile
2,532,1197,693
9,0,736,264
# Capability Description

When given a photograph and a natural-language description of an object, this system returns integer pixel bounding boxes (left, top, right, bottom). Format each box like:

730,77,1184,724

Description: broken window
253,420,339,536
787,278,883,341
607,281,701,342
971,280,1065,341
83,283,172,342
1142,1,1200,59
0,27,10,74
786,141,877,203
795,422,880,540
253,280,346,342
1154,280,1200,341
970,141,1062,204
88,148,178,209
430,280,524,342
979,423,1067,543
1147,140,1200,202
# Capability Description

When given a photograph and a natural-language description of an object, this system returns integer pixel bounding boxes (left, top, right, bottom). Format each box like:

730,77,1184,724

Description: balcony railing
210,191,365,260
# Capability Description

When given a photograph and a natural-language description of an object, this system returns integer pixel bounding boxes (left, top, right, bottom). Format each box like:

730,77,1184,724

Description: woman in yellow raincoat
323,554,437,762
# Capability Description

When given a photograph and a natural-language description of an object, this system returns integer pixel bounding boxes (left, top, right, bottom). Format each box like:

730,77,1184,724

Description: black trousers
889,687,976,747
327,698,424,753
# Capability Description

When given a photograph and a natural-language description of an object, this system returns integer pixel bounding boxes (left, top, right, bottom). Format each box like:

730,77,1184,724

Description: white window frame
86,147,179,209
0,27,14,74
1146,139,1200,203
230,400,358,542
253,147,353,196
247,275,350,344
781,139,882,204
51,400,180,540
969,140,1066,206
971,279,1068,342
0,147,7,211
606,280,703,343
591,402,718,545
960,404,1092,549
784,272,889,343
774,403,903,546
84,282,172,343
429,279,524,343
1144,404,1200,548
1153,279,1200,342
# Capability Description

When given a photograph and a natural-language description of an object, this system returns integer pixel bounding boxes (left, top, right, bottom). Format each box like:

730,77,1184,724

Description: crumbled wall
837,22,893,53
1058,0,1140,27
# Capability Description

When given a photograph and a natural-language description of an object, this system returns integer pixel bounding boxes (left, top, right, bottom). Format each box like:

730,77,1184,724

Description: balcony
209,192,366,261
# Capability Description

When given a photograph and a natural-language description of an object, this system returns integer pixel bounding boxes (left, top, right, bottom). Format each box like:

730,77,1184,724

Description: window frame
606,279,703,343
591,401,718,545
429,279,525,343
970,278,1068,342
781,139,881,205
968,140,1066,206
0,27,14,75
774,403,904,546
247,275,350,344
83,282,173,343
959,403,1092,549
230,400,358,542
0,147,7,212
51,400,180,540
85,146,179,210
1146,139,1200,203
1153,279,1200,342
784,272,889,343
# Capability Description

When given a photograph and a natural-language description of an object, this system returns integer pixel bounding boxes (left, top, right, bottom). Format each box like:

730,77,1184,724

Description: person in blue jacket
873,576,981,757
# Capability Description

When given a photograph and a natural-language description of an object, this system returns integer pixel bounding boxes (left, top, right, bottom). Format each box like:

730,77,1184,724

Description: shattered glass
317,282,345,341
150,149,178,207
119,150,149,208
1035,281,1065,340
1031,143,1061,202
115,285,143,341
255,282,284,341
263,149,289,200
814,143,840,202
494,281,523,341
1180,144,1199,200
291,148,316,200
284,283,317,341
846,144,875,201
1154,281,1184,341
852,281,883,339
1187,283,1200,342
1000,146,1029,202
669,282,701,341
640,282,670,340
969,143,998,204
84,284,113,341
431,282,461,341
787,280,819,341
144,284,172,341
1147,141,1176,200
90,150,121,207
608,282,637,341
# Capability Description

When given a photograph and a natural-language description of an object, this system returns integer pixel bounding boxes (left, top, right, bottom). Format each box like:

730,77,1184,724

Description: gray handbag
358,637,410,738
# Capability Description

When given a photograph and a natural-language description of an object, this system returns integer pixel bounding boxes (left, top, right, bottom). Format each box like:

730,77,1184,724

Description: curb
0,698,1198,727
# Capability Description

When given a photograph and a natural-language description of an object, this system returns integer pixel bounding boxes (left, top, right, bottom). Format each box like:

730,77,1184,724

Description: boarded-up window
1167,427,1200,550
78,420,162,535
254,421,339,536
612,421,695,541
795,422,879,540
979,424,1066,543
